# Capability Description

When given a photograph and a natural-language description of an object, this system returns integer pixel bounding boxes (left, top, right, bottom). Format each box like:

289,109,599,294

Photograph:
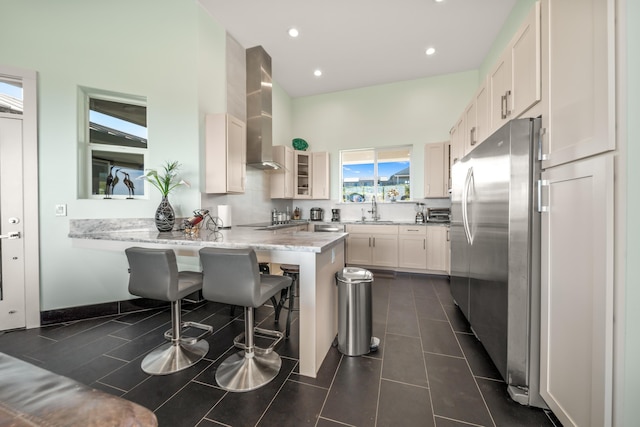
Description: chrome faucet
368,197,380,221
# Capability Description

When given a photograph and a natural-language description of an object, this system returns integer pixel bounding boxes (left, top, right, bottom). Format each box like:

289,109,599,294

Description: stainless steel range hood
246,46,281,170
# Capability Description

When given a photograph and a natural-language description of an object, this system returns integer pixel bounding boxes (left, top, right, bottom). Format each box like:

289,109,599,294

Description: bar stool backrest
125,247,180,302
199,247,262,308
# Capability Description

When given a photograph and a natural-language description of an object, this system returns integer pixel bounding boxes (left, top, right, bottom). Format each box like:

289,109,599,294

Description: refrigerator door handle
462,167,474,245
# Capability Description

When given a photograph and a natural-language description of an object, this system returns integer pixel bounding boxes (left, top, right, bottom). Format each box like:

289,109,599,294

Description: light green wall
624,0,639,423
292,70,478,199
0,0,227,310
479,0,537,82
273,82,294,145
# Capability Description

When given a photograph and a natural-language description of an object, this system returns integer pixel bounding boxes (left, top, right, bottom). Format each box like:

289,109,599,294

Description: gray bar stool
199,247,292,392
125,247,213,375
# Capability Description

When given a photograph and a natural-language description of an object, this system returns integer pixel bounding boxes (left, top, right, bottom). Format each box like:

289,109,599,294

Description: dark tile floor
0,274,561,427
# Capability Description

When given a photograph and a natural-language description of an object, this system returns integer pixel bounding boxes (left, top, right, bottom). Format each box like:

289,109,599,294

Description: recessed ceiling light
434,0,445,3
314,69,323,77
288,27,300,38
425,47,436,56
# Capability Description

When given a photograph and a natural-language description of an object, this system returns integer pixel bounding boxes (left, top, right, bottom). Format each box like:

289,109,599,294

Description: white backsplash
200,168,450,225
292,198,451,222
200,168,289,225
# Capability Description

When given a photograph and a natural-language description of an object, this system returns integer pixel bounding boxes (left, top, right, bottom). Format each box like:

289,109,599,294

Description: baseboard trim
40,298,168,326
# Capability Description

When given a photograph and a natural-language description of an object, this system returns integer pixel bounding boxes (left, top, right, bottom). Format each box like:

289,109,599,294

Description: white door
0,116,26,331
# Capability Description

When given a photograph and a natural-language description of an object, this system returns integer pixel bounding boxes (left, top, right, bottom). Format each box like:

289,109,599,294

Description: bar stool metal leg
141,300,209,375
215,307,282,392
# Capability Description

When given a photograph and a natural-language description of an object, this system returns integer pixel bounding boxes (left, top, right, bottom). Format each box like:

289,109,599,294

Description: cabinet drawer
399,226,427,235
345,224,398,235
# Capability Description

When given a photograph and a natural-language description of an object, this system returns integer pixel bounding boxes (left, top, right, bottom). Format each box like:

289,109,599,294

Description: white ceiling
198,0,517,98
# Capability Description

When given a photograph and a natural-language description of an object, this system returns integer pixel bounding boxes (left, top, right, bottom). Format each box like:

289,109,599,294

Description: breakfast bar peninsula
69,220,347,378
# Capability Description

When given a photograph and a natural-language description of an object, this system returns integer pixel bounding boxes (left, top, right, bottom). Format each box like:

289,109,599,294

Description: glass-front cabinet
295,151,311,198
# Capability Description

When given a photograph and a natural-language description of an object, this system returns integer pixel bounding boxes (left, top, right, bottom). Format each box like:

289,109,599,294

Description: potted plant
140,161,189,232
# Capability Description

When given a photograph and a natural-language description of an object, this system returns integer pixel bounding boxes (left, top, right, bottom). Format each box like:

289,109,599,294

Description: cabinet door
226,115,246,193
294,151,311,199
489,49,513,134
449,116,464,166
311,151,330,199
371,234,398,268
205,113,246,194
346,234,372,265
426,226,449,273
424,142,446,198
271,145,294,199
463,99,477,156
398,234,426,269
475,79,489,146
542,0,615,168
510,1,541,118
540,155,613,427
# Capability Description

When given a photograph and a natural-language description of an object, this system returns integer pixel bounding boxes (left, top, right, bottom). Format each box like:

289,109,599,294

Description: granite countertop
68,219,346,253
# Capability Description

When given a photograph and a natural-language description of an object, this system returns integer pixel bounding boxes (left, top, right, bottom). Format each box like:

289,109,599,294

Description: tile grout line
442,281,498,427
372,277,391,427
420,277,439,427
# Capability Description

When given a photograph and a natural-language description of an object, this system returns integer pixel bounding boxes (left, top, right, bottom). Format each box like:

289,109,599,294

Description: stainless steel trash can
335,267,377,356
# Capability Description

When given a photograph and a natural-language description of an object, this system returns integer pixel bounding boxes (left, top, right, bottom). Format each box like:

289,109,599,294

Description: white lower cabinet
347,224,450,274
398,226,427,269
345,225,398,268
540,155,614,427
426,226,450,273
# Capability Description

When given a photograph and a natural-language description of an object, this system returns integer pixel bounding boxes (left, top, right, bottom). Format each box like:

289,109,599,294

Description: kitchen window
79,88,148,199
340,146,411,203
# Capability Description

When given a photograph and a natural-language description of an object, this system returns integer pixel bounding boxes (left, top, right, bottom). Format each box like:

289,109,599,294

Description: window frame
78,87,148,199
339,145,413,204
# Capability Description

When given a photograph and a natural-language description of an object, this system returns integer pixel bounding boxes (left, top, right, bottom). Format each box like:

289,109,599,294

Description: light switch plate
55,204,67,216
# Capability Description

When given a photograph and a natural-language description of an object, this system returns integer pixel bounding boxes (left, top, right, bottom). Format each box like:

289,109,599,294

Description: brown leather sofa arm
0,352,157,426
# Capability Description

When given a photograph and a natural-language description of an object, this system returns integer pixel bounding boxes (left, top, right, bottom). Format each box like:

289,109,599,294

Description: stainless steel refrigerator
450,117,546,408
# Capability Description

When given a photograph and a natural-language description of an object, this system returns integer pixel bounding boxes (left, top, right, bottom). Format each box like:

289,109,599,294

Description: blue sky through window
343,161,409,180
0,81,22,99
90,111,147,139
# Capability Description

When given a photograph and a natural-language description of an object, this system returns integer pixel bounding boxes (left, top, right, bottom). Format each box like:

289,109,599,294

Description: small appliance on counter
414,203,425,224
310,207,324,221
331,208,340,222
426,208,450,223
218,205,232,228
293,207,301,220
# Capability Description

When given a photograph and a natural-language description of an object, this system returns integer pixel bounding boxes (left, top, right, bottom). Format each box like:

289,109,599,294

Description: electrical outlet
55,204,67,216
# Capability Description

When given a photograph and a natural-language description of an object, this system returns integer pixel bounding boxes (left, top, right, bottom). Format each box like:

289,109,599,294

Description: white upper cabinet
489,2,541,135
424,142,449,198
205,113,246,194
270,145,294,199
294,151,312,199
541,0,615,168
463,79,489,155
489,48,513,132
311,151,330,199
449,116,464,167
474,79,490,146
510,1,541,118
463,97,477,155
